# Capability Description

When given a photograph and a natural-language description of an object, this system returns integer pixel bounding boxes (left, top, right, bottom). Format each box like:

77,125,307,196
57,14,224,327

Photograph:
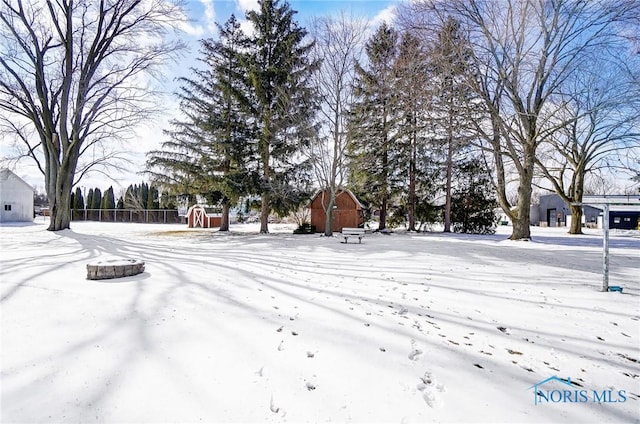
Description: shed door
332,209,341,232
193,208,204,228
547,208,556,227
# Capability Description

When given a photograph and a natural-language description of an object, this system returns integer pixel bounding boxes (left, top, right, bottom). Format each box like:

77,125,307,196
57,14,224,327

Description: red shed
309,188,364,233
187,205,222,228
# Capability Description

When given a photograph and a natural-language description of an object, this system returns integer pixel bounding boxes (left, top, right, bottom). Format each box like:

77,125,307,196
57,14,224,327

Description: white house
0,169,35,223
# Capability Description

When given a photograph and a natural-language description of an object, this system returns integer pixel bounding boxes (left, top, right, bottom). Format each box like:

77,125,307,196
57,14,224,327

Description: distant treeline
70,182,176,211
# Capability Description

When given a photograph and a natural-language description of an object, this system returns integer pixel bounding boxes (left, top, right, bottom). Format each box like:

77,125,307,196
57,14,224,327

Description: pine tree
451,158,498,234
348,23,400,231
74,187,84,210
86,189,94,211
92,188,102,210
429,17,479,233
245,0,319,233
100,186,115,221
392,32,435,231
147,15,256,231
141,183,149,209
101,187,115,209
146,185,159,209
91,188,102,220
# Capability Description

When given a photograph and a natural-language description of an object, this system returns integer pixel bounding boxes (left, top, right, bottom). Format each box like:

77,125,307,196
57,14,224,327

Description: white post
602,204,609,292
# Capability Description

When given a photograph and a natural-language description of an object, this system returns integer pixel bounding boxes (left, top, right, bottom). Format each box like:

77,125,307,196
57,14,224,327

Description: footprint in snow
408,339,423,361
270,394,282,414
417,371,445,408
278,341,284,351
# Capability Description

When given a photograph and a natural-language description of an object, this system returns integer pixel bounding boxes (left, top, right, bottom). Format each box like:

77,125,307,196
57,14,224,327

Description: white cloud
200,0,217,34
370,4,397,29
177,21,205,37
174,0,216,37
236,0,260,13
239,18,255,38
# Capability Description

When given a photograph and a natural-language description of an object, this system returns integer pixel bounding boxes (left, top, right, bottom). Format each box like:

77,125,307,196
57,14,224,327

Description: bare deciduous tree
407,0,636,239
0,0,186,230
535,54,640,234
308,13,367,236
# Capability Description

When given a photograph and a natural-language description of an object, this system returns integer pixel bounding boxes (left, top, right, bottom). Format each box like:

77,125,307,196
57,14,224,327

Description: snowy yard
1,220,639,423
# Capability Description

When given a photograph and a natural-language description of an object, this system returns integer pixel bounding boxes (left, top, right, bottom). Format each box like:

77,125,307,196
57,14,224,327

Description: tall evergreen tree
74,187,84,210
146,185,159,210
245,0,320,233
147,15,255,231
86,189,94,212
102,187,116,210
92,188,102,210
450,158,498,234
141,183,149,209
393,32,433,231
429,17,478,233
348,24,400,231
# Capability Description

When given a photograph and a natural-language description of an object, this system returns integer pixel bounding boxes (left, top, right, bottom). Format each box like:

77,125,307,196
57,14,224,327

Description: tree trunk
380,137,389,231
48,189,72,231
408,164,416,231
568,170,585,235
220,201,230,231
324,189,336,236
260,191,269,233
569,204,583,235
379,195,387,230
46,145,76,231
408,126,417,232
444,131,453,233
260,121,270,234
509,153,534,240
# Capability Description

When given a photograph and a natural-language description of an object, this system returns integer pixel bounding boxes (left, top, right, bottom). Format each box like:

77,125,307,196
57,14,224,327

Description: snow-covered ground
1,220,639,423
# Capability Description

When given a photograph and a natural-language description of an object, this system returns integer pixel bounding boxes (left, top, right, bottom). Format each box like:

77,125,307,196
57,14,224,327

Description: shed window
4,204,11,211
614,217,621,224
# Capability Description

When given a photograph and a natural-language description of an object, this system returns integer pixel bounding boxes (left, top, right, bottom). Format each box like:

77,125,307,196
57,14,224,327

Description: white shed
0,169,35,223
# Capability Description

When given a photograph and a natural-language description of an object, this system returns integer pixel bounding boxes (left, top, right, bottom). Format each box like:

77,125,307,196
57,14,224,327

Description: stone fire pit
86,259,145,280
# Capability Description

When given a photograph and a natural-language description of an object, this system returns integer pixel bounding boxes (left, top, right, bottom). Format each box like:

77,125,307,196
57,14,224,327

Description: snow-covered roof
582,195,640,205
582,195,640,212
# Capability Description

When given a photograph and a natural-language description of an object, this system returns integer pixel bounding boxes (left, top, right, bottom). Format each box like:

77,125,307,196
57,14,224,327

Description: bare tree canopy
404,0,639,239
535,52,640,233
308,12,367,236
0,0,186,230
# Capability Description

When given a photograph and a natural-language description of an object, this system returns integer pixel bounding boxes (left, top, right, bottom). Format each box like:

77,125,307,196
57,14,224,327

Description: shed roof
310,188,364,209
581,194,640,205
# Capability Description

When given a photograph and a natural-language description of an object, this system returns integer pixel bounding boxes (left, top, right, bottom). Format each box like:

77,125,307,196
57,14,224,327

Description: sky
0,0,400,196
